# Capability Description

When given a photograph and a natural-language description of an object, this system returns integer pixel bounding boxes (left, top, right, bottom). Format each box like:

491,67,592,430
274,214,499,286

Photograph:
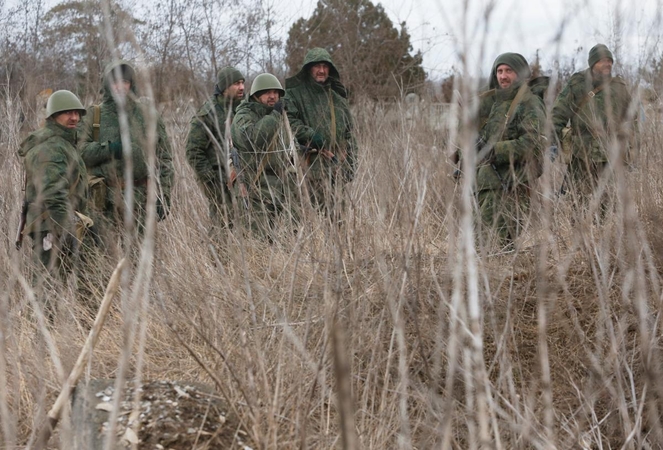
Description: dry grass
1,81,663,450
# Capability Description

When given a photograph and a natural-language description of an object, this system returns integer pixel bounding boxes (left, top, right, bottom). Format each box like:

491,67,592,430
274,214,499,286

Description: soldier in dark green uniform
284,48,357,213
475,53,546,246
231,73,298,237
18,90,89,279
186,66,245,229
552,44,634,204
78,60,174,236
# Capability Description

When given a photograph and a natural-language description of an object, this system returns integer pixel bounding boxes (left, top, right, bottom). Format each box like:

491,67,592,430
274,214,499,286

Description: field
1,92,663,449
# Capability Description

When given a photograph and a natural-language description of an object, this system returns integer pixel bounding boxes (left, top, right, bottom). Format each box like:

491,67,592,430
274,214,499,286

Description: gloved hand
272,101,285,114
109,141,123,159
156,198,169,221
548,145,558,162
309,132,326,150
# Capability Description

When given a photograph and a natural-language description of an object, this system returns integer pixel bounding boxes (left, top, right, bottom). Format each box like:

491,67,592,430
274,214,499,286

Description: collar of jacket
49,119,79,145
495,80,525,101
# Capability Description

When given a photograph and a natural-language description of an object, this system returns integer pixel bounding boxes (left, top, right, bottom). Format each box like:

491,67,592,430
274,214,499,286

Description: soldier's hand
273,101,285,114
109,141,123,159
310,133,326,150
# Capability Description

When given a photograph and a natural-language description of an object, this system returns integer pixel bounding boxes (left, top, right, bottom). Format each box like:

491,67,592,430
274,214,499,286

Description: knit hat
588,44,613,69
489,53,531,89
216,67,244,94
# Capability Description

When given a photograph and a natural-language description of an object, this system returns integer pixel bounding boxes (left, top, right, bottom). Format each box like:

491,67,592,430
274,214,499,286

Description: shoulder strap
92,104,101,142
500,83,529,140
574,84,604,114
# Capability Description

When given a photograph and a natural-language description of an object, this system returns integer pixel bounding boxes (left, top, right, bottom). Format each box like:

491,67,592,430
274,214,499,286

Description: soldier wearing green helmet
186,66,245,234
231,73,299,237
78,60,174,239
18,90,90,283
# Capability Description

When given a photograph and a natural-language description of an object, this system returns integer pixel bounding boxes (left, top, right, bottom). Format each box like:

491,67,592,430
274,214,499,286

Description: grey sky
282,0,662,79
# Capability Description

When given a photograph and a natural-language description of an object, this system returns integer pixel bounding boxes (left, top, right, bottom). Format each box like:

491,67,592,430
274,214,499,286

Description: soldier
284,48,357,212
475,53,546,246
231,73,298,237
186,66,245,229
18,90,89,279
78,60,174,236
552,44,634,203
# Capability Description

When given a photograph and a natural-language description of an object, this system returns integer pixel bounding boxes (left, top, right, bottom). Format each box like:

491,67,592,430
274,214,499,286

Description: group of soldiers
17,48,356,281
17,42,635,283
470,43,634,246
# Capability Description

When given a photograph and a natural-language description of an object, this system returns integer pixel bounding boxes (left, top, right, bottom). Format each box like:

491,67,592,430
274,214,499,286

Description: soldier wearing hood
186,66,245,229
19,90,89,280
284,48,357,211
475,52,546,246
552,44,634,202
78,60,174,235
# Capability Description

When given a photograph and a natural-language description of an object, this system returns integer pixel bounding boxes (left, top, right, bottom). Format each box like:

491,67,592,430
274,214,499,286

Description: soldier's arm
156,116,174,204
77,108,113,167
283,93,315,144
34,149,73,230
551,82,577,141
185,110,217,184
493,99,545,166
231,110,281,167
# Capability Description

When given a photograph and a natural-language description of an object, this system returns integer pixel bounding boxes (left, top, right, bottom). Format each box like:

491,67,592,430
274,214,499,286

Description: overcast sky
281,0,662,79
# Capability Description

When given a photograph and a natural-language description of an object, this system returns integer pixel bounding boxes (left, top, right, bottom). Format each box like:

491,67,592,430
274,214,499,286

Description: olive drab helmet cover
46,90,87,118
250,73,285,97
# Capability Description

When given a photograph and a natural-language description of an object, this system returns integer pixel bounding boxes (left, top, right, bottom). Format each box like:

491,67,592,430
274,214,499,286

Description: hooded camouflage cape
551,65,633,165
476,53,545,191
78,60,173,224
19,119,88,270
231,97,298,233
284,48,357,179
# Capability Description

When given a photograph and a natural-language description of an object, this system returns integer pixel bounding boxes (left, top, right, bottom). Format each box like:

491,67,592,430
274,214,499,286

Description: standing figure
284,48,357,212
231,73,298,237
475,53,546,246
78,60,174,236
552,44,634,206
18,90,89,279
186,66,245,229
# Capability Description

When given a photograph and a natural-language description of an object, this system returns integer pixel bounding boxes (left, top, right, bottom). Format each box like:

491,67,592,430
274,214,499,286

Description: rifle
15,199,28,250
229,147,249,210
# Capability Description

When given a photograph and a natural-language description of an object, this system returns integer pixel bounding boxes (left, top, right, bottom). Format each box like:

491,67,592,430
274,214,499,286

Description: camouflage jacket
285,48,357,174
477,83,546,191
77,90,174,205
231,99,292,188
19,120,88,236
186,95,241,185
552,70,633,161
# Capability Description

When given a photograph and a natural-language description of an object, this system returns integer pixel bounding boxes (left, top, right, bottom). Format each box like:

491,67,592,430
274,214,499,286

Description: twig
29,258,127,450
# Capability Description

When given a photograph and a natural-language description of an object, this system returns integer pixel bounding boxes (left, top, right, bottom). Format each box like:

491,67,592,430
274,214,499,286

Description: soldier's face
53,110,81,129
310,63,330,83
592,58,613,79
496,64,518,89
256,89,280,107
110,79,131,97
225,80,245,100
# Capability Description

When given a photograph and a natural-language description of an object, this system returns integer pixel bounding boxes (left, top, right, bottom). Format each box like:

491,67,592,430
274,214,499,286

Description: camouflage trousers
237,172,299,240
566,158,612,218
477,187,530,247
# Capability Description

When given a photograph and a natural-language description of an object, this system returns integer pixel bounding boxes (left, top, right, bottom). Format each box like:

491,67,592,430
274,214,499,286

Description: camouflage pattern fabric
476,74,546,244
186,95,241,226
552,69,633,171
78,61,174,230
231,99,299,236
284,48,357,209
18,119,88,276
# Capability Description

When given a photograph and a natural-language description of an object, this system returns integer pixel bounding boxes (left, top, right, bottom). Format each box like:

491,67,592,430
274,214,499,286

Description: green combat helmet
46,90,87,118
250,73,285,97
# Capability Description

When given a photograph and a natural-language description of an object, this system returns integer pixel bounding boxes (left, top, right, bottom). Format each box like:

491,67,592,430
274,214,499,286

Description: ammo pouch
88,175,107,211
